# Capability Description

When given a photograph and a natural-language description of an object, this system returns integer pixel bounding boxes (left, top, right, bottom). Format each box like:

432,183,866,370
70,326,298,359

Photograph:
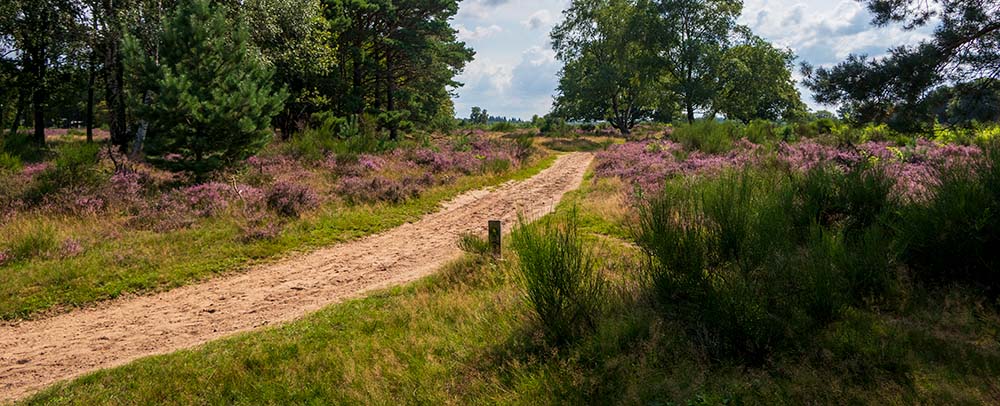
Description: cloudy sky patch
450,0,935,119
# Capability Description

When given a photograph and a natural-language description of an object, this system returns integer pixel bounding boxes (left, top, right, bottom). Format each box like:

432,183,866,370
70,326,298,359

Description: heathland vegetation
3,0,1000,403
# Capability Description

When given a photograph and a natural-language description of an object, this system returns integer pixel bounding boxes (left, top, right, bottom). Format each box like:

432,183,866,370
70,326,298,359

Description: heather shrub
104,171,149,213
267,181,319,217
899,142,1000,294
671,120,742,154
511,211,605,345
337,176,387,203
179,183,232,217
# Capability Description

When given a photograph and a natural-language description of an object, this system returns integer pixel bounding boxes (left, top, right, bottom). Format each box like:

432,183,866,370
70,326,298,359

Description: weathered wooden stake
488,220,502,258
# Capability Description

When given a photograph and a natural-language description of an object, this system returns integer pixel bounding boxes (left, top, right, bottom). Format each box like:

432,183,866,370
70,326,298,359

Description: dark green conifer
127,0,287,176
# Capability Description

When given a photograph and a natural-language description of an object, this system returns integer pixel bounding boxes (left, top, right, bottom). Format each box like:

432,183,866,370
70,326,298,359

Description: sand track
0,152,593,402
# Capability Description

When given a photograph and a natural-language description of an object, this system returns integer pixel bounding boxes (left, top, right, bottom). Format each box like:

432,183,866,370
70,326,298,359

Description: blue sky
449,0,936,120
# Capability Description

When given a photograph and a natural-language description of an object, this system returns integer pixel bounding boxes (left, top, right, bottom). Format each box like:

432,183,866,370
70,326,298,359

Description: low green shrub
744,119,778,144
539,116,570,137
512,210,605,345
671,120,742,153
35,142,103,194
482,158,511,174
285,113,385,162
1,131,43,162
0,152,22,172
3,222,59,263
457,232,491,256
489,122,516,132
791,163,899,235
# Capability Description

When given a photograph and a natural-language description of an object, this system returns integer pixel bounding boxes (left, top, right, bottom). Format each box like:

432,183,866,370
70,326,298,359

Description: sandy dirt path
0,152,593,402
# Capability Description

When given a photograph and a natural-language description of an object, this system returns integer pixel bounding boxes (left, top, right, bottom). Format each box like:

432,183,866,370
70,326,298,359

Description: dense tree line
551,0,805,134
0,0,472,154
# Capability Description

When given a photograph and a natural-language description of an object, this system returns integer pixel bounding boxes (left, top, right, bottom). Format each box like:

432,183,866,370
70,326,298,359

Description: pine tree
126,0,287,176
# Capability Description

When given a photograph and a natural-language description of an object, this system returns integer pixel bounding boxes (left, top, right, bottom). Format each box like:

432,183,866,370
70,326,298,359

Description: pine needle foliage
126,0,287,176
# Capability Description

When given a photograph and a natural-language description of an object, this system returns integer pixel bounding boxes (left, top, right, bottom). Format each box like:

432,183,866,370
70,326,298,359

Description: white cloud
741,0,936,109
451,0,938,117
522,10,555,30
455,24,503,41
454,46,560,119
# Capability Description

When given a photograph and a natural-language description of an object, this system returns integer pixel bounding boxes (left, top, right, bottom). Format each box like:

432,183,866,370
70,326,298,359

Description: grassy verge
21,170,1000,405
0,154,557,321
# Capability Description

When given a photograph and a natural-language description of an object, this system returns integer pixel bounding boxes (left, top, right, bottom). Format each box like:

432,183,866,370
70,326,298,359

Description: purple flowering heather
597,139,985,202
180,183,232,217
776,141,862,171
61,238,84,258
73,196,106,215
22,162,51,178
358,154,386,171
267,181,319,217
336,175,422,204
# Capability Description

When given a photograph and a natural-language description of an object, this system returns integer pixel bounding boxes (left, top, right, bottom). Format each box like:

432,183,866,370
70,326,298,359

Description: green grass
0,154,557,320
22,171,1000,405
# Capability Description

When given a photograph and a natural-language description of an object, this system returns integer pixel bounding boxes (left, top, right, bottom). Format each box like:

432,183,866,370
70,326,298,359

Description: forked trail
0,152,593,402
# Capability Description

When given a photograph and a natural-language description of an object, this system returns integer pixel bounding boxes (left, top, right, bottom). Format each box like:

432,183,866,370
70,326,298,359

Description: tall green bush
127,0,287,176
34,143,103,195
899,143,1000,294
511,211,604,345
634,167,900,360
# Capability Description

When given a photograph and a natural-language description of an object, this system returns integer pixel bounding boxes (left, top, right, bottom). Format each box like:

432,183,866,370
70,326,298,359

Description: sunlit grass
0,154,557,320
23,168,1000,405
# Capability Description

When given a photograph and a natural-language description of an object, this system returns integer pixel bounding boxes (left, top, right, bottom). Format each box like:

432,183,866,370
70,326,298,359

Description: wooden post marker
488,220,502,258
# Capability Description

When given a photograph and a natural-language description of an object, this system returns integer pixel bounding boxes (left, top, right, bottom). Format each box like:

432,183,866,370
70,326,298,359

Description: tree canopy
126,0,287,176
0,0,472,156
551,0,805,134
804,0,1000,130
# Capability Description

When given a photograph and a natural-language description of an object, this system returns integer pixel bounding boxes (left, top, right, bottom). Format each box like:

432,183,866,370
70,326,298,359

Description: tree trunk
104,0,129,152
686,102,695,124
352,32,364,115
386,58,397,141
86,51,97,143
30,45,47,147
9,92,26,138
131,91,152,157
86,14,99,143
